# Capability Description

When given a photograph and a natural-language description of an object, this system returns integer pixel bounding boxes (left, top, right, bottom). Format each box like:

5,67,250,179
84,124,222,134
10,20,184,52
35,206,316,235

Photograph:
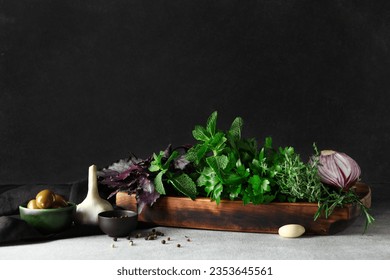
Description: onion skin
317,150,361,191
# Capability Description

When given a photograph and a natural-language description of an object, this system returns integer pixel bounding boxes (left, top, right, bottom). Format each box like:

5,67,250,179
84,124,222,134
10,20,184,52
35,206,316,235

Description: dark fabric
0,179,115,245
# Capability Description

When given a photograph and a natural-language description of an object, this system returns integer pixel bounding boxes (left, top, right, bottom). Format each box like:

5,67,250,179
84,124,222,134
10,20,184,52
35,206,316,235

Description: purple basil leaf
103,157,134,173
163,144,172,158
136,178,160,213
174,154,191,170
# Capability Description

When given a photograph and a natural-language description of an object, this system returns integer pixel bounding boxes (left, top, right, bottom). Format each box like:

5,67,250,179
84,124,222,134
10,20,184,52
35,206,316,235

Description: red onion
317,150,361,190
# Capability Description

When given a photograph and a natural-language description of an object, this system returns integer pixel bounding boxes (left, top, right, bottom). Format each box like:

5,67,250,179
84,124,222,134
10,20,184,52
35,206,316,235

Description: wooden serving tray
116,182,371,235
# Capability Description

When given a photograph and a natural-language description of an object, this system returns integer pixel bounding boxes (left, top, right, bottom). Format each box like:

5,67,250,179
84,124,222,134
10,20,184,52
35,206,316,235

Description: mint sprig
149,145,197,199
187,111,274,205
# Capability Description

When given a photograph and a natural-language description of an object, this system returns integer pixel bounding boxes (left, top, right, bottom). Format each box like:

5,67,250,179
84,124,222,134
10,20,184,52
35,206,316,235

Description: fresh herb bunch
186,111,374,231
272,142,374,231
273,144,325,203
98,145,197,212
186,111,276,204
98,111,373,232
148,144,197,199
98,154,160,213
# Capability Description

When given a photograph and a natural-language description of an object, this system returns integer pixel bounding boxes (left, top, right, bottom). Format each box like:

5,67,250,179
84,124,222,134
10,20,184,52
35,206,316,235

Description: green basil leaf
154,171,166,195
163,150,179,170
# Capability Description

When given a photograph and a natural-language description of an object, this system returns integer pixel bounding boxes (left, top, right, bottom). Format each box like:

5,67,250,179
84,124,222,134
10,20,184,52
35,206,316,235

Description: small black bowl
98,210,138,237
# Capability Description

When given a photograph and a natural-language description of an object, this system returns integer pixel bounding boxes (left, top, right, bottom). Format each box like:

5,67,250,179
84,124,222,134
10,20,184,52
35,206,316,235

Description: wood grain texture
116,182,371,235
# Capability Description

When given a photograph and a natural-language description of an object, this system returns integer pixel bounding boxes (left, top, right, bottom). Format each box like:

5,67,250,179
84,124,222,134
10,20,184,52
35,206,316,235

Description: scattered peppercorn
113,237,117,242
177,244,181,248
187,238,191,242
146,235,156,240
167,237,171,241
161,240,166,244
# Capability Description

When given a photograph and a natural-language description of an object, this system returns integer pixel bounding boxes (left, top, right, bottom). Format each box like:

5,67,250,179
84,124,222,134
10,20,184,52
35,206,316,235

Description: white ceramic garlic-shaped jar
75,164,113,225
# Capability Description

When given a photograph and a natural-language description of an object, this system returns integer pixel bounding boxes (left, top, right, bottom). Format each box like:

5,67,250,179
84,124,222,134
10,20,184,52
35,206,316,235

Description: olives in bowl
27,189,68,210
19,189,76,234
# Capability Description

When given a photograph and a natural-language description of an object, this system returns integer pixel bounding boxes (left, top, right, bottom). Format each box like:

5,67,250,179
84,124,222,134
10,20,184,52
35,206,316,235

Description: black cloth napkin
0,179,115,245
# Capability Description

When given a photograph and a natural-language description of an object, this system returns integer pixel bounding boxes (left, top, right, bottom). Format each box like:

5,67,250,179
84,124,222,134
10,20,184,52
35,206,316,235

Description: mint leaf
149,162,160,172
209,132,227,152
206,155,229,174
265,137,273,149
196,145,209,162
185,144,209,164
198,167,220,187
213,183,223,204
228,117,243,140
192,125,210,142
149,153,162,172
168,173,197,199
185,146,198,162
206,111,218,135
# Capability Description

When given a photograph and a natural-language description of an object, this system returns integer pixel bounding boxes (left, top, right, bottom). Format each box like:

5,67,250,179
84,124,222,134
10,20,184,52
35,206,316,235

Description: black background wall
1,0,390,186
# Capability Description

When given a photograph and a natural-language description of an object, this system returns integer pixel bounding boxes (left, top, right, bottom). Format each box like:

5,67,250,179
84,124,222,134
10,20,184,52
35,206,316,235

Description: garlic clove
278,224,305,238
75,165,114,225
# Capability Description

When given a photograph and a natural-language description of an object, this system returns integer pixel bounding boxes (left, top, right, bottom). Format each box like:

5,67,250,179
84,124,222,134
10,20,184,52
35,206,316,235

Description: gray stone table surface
1,184,389,260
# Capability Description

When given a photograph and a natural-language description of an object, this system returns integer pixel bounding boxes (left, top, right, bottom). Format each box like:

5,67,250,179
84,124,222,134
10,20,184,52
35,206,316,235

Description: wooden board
116,182,371,235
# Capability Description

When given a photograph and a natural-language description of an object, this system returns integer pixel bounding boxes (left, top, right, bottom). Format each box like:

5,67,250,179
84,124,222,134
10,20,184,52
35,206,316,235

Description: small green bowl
19,202,77,234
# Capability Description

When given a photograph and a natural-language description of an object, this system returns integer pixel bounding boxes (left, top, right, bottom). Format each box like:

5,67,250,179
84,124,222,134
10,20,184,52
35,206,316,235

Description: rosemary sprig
314,188,375,233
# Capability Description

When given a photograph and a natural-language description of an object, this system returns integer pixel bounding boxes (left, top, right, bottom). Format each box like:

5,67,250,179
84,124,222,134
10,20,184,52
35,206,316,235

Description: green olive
35,189,55,209
52,194,68,208
27,199,39,209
